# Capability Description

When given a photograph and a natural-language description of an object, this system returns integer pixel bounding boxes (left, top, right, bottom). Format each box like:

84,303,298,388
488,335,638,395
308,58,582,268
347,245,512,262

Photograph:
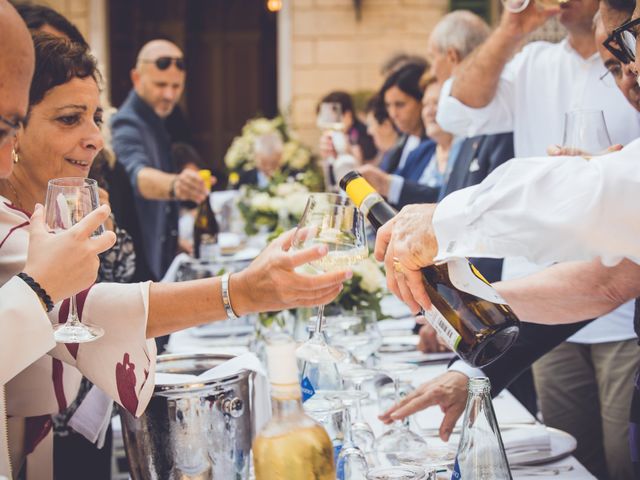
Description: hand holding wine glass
292,193,368,364
559,109,614,158
24,202,115,304
44,177,109,343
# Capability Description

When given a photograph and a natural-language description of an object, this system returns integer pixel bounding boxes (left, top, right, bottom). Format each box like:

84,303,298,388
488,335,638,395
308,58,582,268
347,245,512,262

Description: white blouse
0,197,156,479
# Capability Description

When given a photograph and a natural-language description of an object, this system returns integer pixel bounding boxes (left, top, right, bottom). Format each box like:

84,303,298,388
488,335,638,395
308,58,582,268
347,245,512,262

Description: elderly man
432,0,640,476
377,0,640,477
112,40,209,283
0,1,115,477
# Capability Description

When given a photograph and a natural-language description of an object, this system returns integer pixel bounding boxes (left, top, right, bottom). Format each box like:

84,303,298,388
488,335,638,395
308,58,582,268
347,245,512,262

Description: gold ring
393,258,404,274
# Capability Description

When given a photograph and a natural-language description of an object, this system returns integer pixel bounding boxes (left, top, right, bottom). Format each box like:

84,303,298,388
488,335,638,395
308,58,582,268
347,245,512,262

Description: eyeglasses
0,115,23,149
603,17,640,65
142,56,185,71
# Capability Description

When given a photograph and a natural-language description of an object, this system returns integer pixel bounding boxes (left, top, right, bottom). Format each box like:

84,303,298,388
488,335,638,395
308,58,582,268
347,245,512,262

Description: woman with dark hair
0,34,350,478
364,93,400,169
11,1,88,47
379,62,428,174
318,90,377,163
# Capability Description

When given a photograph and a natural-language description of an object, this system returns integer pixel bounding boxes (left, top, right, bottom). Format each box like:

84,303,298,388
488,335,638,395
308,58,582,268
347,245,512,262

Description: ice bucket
120,353,253,479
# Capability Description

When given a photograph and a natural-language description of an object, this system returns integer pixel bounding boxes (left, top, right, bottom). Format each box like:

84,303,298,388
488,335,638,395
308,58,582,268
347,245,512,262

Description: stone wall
283,0,449,147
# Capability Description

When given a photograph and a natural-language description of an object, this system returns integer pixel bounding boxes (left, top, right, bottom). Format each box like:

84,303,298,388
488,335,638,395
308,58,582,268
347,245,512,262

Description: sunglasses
0,115,23,149
142,56,185,71
603,17,640,65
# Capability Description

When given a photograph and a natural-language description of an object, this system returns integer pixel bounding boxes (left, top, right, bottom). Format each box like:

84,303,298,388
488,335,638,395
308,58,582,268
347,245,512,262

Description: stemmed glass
562,109,612,157
375,363,428,461
44,177,105,343
366,466,431,480
331,310,383,366
292,193,368,364
342,366,378,452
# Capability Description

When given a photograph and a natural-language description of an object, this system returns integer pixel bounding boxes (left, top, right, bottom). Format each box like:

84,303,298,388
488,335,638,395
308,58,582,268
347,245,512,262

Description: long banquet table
164,319,595,480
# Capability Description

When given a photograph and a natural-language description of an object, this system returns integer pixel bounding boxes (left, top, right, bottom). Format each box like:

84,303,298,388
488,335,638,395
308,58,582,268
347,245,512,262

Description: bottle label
199,236,219,261
301,377,316,403
423,307,462,352
334,444,344,480
452,457,461,479
446,258,507,304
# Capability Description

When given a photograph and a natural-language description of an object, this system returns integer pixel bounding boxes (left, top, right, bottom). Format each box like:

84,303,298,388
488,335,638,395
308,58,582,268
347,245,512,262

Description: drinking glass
562,109,612,157
341,366,378,452
330,310,383,366
44,177,105,343
292,193,368,364
326,391,369,479
375,363,428,461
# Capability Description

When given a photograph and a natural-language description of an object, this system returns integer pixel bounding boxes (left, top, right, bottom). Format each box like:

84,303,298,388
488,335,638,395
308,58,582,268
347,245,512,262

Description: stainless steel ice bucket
120,353,253,479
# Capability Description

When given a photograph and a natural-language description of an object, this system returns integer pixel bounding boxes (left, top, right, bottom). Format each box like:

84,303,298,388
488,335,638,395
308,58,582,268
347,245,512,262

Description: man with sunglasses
112,40,209,286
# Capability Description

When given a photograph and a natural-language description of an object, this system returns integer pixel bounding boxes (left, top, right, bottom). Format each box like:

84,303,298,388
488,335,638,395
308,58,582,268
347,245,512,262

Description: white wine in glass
44,177,105,343
292,193,367,366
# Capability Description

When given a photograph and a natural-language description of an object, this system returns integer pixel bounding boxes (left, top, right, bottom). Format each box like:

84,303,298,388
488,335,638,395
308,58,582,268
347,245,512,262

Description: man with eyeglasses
430,0,640,476
112,40,209,286
597,4,640,111
375,0,640,475
0,2,116,476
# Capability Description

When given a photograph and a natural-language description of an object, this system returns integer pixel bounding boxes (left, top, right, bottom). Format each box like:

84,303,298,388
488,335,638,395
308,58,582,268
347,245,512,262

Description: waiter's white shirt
436,37,640,347
442,139,640,378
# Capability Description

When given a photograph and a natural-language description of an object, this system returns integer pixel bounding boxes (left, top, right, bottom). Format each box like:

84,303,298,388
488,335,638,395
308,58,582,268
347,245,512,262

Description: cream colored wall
281,0,448,147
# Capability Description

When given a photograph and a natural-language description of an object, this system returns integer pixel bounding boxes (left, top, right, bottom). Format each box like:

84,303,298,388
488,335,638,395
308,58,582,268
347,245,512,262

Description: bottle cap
340,172,376,207
198,169,212,190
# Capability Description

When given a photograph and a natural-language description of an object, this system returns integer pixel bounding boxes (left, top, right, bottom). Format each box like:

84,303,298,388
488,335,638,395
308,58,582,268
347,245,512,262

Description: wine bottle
339,171,520,367
453,377,512,479
193,169,219,260
253,334,336,480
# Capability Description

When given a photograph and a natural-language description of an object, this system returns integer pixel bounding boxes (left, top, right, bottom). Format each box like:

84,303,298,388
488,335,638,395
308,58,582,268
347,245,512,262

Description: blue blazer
394,138,436,182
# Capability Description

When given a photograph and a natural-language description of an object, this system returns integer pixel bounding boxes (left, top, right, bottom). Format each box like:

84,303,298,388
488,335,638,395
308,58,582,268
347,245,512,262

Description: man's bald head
131,39,185,118
135,39,183,71
0,0,35,178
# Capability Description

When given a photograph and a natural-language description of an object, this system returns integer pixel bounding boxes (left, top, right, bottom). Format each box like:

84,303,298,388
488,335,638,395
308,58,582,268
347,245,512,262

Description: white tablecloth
168,325,595,479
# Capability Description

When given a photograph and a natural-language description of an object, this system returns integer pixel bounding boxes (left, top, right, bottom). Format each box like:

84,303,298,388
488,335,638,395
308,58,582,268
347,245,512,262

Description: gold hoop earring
11,148,19,164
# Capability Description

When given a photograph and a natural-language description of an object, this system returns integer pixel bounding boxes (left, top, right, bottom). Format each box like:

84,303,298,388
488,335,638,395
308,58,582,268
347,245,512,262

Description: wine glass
341,366,378,452
330,310,383,366
561,109,612,157
293,193,368,365
44,177,105,343
375,363,428,462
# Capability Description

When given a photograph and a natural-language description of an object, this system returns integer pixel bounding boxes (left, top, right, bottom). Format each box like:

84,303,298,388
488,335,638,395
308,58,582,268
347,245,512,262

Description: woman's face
366,112,397,151
421,82,444,139
15,76,104,192
384,86,423,137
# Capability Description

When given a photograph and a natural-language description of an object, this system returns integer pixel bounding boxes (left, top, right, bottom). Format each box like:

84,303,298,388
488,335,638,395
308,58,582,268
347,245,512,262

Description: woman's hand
23,203,116,303
230,229,353,315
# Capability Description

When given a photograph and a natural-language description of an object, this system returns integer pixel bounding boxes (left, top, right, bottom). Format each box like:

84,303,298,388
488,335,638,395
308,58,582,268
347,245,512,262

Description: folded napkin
502,426,552,464
155,352,270,434
68,385,114,448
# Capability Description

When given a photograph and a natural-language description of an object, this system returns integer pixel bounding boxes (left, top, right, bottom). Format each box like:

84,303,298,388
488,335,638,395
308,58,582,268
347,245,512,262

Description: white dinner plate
506,425,577,466
215,246,261,263
190,323,255,338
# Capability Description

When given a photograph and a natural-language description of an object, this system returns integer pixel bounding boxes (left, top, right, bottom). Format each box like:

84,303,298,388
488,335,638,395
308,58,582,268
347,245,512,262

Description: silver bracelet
221,272,239,320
